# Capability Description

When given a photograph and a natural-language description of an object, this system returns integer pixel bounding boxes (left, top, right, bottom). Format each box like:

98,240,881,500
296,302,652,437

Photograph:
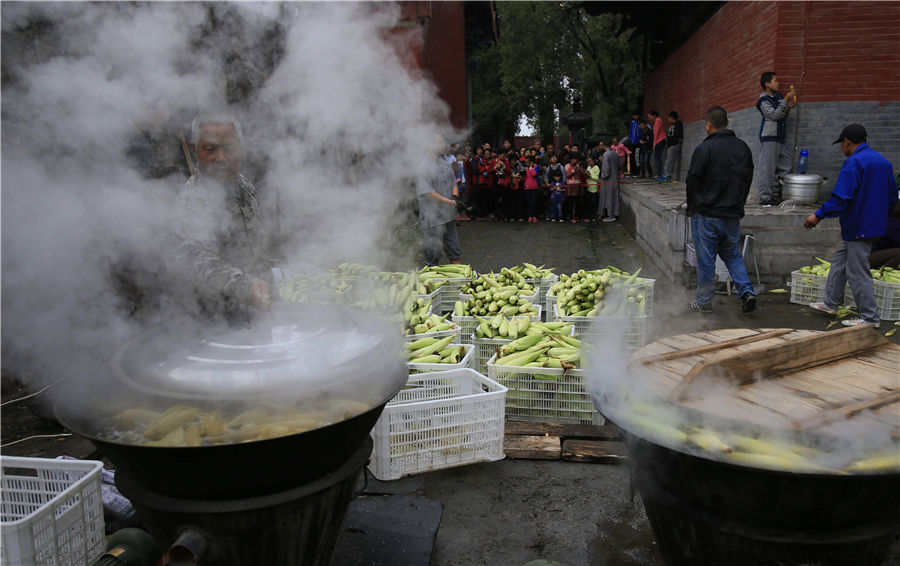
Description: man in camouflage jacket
173,115,273,318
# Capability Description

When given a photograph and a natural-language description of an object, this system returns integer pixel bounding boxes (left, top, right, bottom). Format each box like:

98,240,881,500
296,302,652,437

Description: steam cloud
2,3,456,390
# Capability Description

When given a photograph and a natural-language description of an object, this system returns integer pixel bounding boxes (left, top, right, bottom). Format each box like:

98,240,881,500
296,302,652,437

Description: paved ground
3,213,898,565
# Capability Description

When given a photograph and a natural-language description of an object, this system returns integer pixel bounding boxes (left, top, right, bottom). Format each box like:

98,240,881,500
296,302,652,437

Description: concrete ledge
619,179,842,284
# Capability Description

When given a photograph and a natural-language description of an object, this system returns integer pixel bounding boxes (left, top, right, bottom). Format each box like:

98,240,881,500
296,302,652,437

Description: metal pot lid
112,303,406,403
784,173,824,184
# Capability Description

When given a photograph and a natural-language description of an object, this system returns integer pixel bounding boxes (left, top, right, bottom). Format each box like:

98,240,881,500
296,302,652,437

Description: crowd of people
440,110,688,226
442,136,632,224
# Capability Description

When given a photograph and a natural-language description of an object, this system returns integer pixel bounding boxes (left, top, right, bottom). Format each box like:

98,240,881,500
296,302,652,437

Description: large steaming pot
593,327,900,566
56,303,407,500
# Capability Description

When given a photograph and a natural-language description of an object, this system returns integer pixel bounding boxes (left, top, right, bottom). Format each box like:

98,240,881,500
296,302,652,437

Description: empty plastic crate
1,457,105,566
369,368,507,480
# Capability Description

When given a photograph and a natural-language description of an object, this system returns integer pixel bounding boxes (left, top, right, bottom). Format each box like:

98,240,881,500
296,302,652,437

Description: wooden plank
503,435,561,460
672,326,889,401
561,439,629,464
503,421,622,440
792,390,900,430
638,328,792,365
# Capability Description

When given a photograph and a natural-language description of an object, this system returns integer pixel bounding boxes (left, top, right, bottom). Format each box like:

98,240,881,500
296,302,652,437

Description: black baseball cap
831,124,867,145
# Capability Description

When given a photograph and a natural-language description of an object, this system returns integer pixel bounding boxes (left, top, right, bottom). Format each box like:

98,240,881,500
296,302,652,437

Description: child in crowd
510,151,526,221
585,156,600,222
544,154,567,221
523,156,540,222
564,156,584,223
612,137,631,178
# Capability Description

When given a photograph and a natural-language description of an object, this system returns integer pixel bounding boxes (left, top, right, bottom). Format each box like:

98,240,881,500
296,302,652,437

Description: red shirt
652,117,666,147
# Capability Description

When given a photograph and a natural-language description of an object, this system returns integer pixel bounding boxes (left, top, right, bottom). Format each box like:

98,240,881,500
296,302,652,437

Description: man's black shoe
741,293,757,313
689,300,713,313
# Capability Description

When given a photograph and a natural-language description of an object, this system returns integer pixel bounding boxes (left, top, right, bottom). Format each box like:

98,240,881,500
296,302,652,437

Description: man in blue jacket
626,111,641,176
685,106,757,314
804,124,897,328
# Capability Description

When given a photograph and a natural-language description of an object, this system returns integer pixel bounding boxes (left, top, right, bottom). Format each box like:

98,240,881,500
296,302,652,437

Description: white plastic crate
553,278,654,319
790,270,829,306
457,291,539,310
486,354,603,425
428,276,473,314
525,274,559,306
553,305,647,350
404,323,461,344
843,279,900,321
407,343,474,374
472,335,512,374
545,292,557,322
369,368,507,480
451,307,541,346
417,288,441,310
1,457,105,566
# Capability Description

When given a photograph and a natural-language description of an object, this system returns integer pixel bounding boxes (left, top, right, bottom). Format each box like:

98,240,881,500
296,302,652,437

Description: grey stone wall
673,101,900,197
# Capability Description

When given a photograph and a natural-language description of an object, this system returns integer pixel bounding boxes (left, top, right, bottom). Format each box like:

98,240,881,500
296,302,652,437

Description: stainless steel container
783,173,824,204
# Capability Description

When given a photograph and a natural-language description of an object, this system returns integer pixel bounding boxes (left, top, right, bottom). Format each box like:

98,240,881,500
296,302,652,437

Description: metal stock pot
55,303,406,499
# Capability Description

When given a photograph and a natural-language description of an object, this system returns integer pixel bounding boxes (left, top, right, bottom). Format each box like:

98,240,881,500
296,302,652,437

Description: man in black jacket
685,106,757,313
662,111,684,182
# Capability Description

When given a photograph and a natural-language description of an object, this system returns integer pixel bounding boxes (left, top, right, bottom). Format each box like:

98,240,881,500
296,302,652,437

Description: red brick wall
643,1,900,121
780,1,900,102
420,2,467,130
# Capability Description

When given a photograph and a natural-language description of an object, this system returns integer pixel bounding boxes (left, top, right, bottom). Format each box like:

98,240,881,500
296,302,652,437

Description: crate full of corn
418,264,475,314
789,259,831,305
843,266,900,320
472,319,571,374
549,267,653,319
485,331,603,425
406,336,473,374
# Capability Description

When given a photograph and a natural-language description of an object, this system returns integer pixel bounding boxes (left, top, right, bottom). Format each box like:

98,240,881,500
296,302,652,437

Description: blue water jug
797,149,808,174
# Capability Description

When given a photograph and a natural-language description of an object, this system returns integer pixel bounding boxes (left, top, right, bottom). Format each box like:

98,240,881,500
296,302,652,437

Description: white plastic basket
404,323,461,344
486,354,603,425
457,291,539,311
790,270,829,306
369,368,507,480
553,305,647,350
417,288,441,307
545,292,557,322
472,335,512,374
843,279,900,321
428,275,474,314
525,274,559,305
552,278,654,319
1,457,105,566
451,307,541,345
407,343,474,374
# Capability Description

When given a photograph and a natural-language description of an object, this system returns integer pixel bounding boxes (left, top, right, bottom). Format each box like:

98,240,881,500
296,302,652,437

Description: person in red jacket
648,110,666,179
489,150,510,221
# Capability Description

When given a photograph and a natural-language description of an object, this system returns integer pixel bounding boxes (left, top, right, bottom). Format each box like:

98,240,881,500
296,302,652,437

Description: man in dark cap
804,124,897,328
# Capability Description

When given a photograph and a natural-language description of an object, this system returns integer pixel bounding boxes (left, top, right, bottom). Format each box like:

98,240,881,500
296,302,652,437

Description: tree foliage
470,2,645,144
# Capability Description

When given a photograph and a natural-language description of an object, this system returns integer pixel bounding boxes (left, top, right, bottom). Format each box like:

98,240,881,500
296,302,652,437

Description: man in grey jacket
756,71,796,206
174,115,274,320
417,137,463,266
